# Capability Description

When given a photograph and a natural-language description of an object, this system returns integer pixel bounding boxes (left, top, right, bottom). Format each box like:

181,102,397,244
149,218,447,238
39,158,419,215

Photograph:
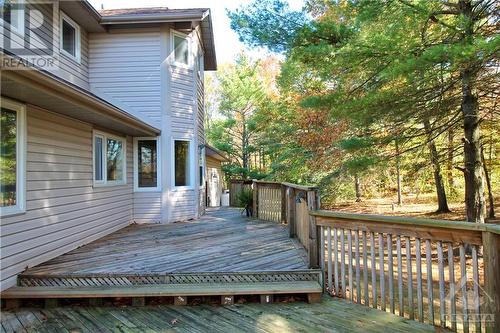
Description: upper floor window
173,32,190,67
0,98,26,216
134,137,160,192
1,0,25,34
60,12,81,62
93,131,126,187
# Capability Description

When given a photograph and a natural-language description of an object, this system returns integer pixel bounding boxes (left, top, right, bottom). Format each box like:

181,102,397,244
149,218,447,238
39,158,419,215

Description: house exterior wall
0,105,134,291
88,29,162,127
0,1,90,90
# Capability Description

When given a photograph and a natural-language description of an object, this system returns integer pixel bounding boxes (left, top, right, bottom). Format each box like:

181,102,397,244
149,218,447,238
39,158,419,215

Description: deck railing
312,211,500,333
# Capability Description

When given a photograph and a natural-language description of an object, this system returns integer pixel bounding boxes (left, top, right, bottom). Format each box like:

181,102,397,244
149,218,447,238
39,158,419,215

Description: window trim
171,138,195,190
171,30,192,69
0,98,26,217
92,130,127,187
199,145,205,189
133,137,161,192
59,11,81,63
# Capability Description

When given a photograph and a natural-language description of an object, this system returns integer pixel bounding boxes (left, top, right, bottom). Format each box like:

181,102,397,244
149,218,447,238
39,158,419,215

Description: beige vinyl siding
206,156,224,207
0,2,90,90
88,31,162,127
169,190,197,221
133,192,162,223
0,106,133,291
170,67,195,137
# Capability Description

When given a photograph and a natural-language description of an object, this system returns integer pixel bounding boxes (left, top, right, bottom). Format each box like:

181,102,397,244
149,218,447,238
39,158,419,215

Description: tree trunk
354,174,362,202
481,148,495,219
459,0,486,223
447,128,455,191
242,123,249,171
423,119,451,213
395,139,403,206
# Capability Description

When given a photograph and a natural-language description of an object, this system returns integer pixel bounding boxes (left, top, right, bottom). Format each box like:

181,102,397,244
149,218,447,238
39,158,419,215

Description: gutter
100,12,208,25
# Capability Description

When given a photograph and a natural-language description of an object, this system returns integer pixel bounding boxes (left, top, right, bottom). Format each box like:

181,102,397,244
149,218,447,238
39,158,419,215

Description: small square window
60,12,80,62
2,1,25,34
173,34,189,66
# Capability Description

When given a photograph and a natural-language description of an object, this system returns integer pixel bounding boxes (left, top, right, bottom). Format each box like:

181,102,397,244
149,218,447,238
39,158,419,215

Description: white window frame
199,145,205,189
0,98,26,217
171,138,195,190
93,130,127,187
59,11,81,63
0,0,25,36
171,30,192,69
133,137,161,192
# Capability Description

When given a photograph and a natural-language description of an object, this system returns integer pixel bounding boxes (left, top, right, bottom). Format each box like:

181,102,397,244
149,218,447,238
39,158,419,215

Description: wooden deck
23,208,308,275
0,296,441,333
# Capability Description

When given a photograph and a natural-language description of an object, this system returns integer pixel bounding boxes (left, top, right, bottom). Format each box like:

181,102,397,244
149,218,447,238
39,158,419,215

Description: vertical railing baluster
379,233,386,311
327,227,333,293
471,245,481,333
416,238,423,322
321,226,325,272
438,241,446,328
341,229,346,297
460,244,469,333
371,232,377,309
348,231,353,302
363,231,369,306
387,234,394,314
406,237,414,320
355,231,361,304
397,236,404,317
425,240,434,326
448,243,457,332
334,228,339,296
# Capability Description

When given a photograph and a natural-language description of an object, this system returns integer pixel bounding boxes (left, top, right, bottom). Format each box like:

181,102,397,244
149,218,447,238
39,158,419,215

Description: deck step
2,281,322,299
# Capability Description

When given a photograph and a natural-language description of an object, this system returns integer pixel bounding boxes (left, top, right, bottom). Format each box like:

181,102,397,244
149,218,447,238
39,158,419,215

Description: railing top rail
253,180,283,186
311,210,500,235
281,182,319,191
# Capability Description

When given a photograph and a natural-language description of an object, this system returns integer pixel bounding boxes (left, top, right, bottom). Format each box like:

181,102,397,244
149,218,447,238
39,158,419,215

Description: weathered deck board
1,297,442,333
22,208,308,276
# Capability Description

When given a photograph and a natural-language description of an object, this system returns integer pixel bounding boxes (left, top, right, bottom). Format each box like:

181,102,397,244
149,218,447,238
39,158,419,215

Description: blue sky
88,0,304,65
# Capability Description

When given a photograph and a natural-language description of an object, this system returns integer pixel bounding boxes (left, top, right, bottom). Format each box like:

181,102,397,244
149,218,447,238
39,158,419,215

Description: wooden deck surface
0,297,441,333
23,208,308,276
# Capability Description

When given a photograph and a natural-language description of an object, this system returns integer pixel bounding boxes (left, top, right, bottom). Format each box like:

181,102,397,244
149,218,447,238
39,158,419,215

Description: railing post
483,230,500,333
281,185,287,224
287,187,296,238
307,190,319,268
252,181,258,219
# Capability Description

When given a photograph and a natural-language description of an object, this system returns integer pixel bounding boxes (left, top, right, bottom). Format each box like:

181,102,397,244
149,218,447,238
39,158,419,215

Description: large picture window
93,131,126,186
134,138,160,191
174,140,192,187
0,99,26,216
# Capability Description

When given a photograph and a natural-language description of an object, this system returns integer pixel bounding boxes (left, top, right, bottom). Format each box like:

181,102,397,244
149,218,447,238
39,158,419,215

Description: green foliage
235,188,254,208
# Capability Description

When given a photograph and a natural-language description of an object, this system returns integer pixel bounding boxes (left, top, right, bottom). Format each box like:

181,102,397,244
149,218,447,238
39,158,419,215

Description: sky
88,0,305,65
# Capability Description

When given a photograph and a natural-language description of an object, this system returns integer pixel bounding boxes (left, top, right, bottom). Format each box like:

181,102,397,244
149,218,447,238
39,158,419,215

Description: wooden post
44,298,58,308
288,187,296,238
174,296,187,306
221,295,234,305
260,294,273,304
131,297,145,307
252,181,258,219
307,190,319,268
483,231,500,333
307,293,322,304
281,184,287,224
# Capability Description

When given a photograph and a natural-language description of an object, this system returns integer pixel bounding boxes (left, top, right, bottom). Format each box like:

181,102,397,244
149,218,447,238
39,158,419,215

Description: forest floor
326,193,499,222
